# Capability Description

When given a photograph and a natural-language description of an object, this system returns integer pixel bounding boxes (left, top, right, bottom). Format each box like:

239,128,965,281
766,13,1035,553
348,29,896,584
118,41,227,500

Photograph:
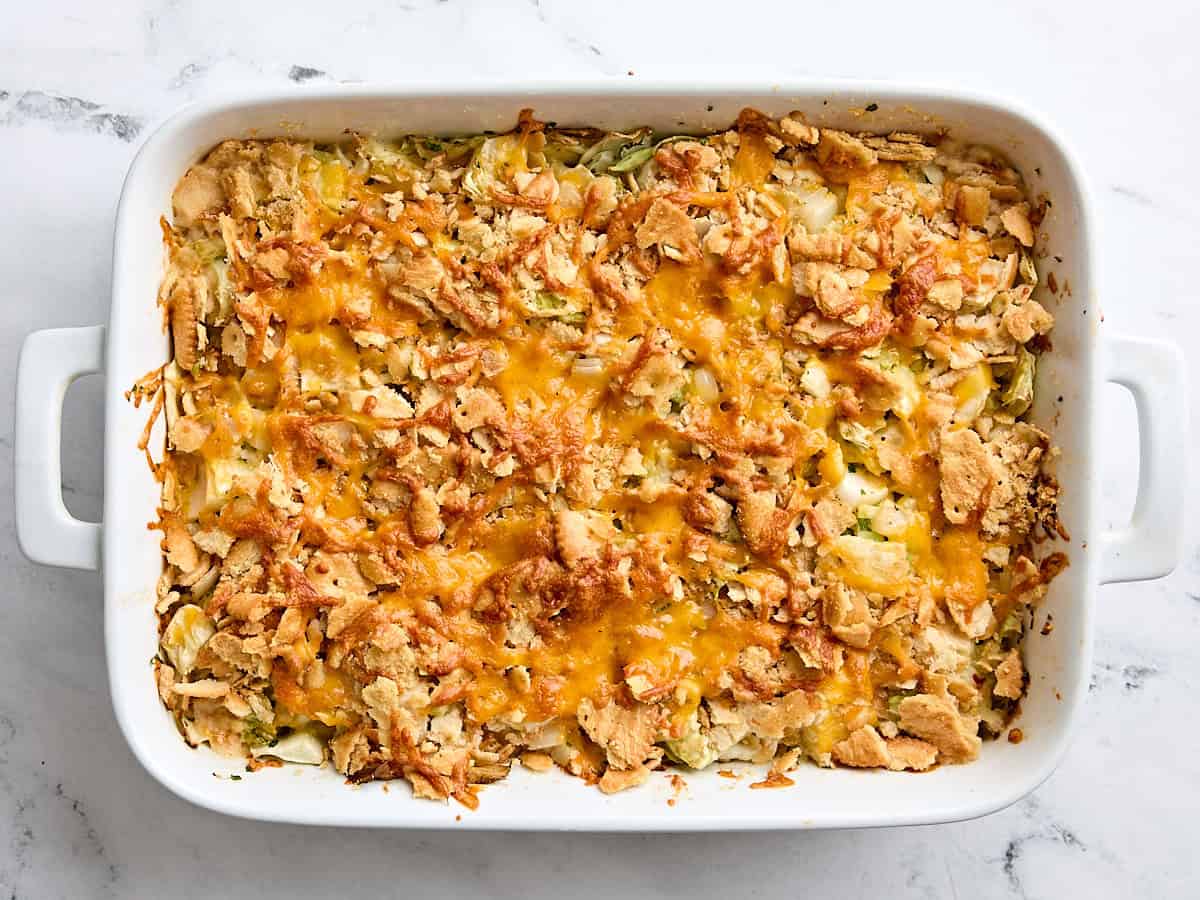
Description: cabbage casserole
139,108,1066,805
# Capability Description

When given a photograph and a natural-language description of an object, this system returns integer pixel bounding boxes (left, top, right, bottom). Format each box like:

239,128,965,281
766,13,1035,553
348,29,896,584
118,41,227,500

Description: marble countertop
2,0,1197,896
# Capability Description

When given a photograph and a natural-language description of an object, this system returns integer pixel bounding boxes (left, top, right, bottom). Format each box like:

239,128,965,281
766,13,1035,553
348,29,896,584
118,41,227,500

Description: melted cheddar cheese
148,110,1064,803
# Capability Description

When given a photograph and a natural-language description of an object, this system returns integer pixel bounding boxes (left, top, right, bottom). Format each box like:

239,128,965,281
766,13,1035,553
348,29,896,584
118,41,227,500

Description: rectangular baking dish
14,82,1188,830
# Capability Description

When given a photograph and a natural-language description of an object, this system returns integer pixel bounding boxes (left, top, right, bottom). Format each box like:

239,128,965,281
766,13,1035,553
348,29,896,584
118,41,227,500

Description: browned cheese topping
141,109,1065,804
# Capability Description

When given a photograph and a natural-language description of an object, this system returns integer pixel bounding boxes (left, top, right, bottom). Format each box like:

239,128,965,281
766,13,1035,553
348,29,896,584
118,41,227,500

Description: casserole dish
14,82,1187,830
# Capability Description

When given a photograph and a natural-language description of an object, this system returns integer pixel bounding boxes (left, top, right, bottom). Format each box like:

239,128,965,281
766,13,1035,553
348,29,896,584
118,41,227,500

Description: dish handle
15,326,105,570
1100,334,1188,584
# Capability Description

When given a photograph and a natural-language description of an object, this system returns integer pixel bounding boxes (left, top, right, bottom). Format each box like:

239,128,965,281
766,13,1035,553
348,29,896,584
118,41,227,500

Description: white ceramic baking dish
14,82,1188,830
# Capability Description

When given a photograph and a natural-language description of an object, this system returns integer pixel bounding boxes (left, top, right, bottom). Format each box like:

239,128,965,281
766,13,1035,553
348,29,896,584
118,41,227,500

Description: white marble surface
2,0,1198,896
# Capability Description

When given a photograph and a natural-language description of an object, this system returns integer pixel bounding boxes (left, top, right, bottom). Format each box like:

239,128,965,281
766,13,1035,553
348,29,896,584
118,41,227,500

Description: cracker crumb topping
144,109,1065,804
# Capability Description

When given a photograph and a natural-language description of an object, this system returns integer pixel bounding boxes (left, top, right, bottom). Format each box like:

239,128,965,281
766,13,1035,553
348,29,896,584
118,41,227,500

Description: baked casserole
137,108,1065,804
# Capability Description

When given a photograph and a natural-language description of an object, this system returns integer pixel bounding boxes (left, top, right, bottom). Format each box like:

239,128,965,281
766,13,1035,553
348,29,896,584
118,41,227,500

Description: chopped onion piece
162,604,215,676
572,356,605,376
800,360,831,399
791,185,838,232
921,164,945,186
871,500,912,538
251,730,326,766
693,366,720,403
837,470,889,510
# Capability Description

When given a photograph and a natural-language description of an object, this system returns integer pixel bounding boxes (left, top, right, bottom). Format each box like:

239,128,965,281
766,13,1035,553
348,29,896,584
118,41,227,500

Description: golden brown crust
816,130,878,169
832,725,937,771
897,694,982,763
577,698,665,771
994,649,1025,700
939,427,994,525
635,198,701,263
145,110,1064,803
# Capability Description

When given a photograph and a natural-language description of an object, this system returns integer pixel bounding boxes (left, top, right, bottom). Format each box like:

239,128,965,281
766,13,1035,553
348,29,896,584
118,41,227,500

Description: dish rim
105,80,1102,830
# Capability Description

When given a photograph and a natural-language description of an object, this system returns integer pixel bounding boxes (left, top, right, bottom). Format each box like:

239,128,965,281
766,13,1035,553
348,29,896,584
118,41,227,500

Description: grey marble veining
1,0,1198,896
